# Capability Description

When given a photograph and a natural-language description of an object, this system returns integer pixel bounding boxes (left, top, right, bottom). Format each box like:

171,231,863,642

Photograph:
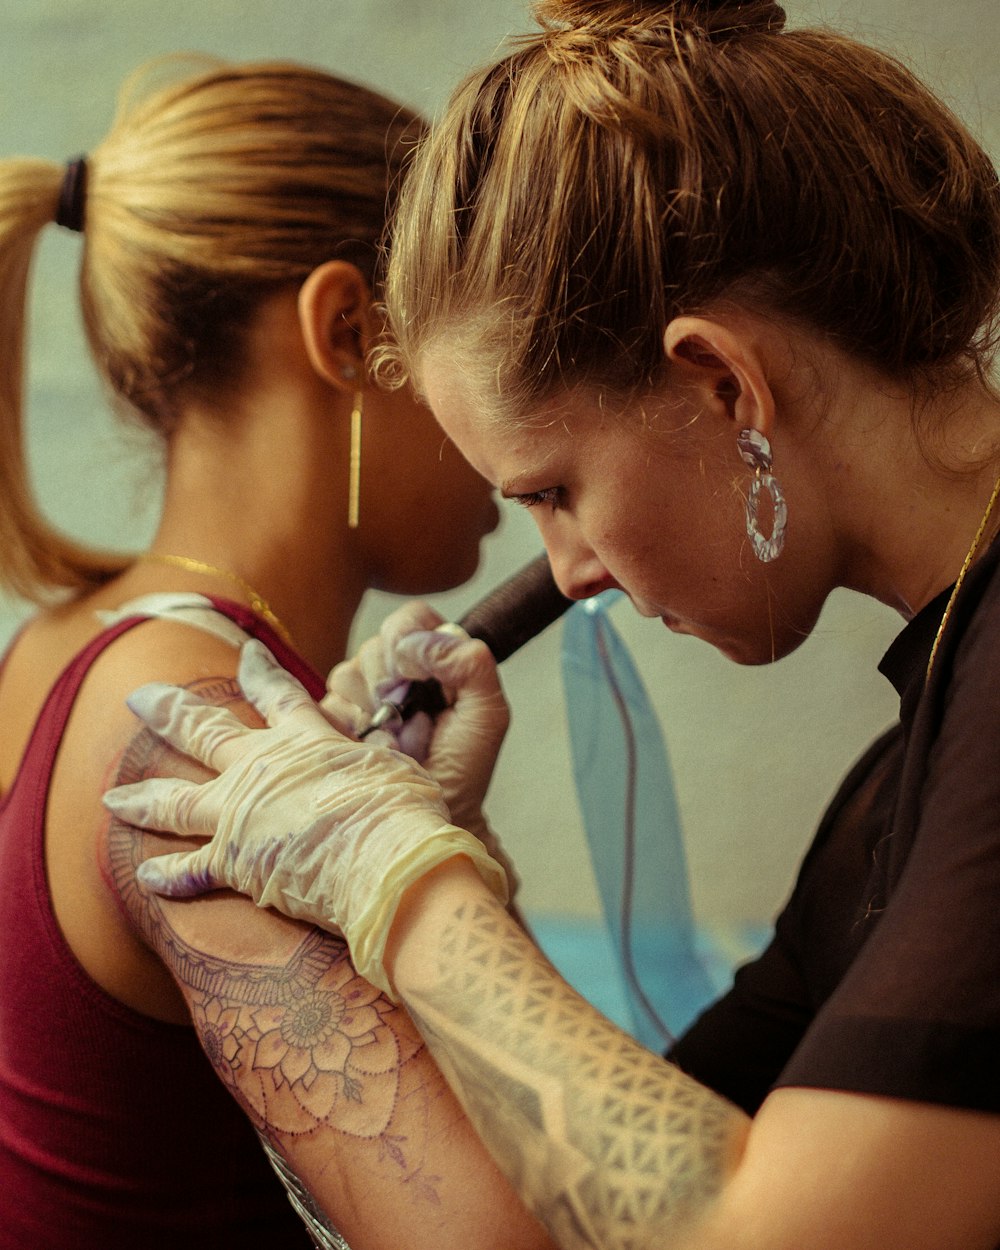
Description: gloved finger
395,710,433,764
355,726,397,752
326,655,376,715
103,776,219,838
357,600,445,696
237,641,333,736
126,683,251,770
317,688,365,737
395,630,505,708
378,600,447,671
136,848,225,897
356,633,394,702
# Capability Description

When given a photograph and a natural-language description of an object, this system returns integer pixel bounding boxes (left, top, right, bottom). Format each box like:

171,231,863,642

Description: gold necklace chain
925,474,1000,684
138,552,296,649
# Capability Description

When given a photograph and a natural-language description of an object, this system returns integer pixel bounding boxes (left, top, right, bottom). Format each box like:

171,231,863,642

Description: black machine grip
359,553,573,734
457,552,573,663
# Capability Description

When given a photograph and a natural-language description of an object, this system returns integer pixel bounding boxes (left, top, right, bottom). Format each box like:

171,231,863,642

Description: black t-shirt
669,536,1000,1118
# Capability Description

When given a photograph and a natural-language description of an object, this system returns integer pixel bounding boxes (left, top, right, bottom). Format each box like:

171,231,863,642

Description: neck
118,388,365,675
819,374,1000,619
85,286,373,675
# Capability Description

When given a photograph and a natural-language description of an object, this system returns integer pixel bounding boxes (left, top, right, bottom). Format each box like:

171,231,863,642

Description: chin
383,546,484,597
673,614,814,667
724,627,814,667
433,556,482,594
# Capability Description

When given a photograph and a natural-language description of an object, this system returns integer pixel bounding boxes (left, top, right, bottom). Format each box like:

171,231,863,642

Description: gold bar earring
348,390,363,529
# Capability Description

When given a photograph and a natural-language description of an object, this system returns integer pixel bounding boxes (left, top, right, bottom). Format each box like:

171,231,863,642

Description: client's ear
298,260,373,390
662,315,775,437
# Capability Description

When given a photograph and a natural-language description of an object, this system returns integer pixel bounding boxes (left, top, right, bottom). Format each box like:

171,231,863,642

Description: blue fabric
560,593,717,1045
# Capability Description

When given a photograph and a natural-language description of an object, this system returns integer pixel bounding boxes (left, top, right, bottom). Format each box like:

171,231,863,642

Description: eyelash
513,487,564,512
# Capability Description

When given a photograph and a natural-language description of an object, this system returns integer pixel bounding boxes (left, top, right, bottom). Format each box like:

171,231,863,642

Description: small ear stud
341,364,357,381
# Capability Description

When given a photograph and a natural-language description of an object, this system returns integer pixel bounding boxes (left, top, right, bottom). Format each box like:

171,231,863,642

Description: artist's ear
662,316,775,437
298,260,375,390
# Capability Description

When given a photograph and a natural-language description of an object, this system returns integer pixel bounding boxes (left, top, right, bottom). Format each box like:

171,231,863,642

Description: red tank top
0,601,323,1248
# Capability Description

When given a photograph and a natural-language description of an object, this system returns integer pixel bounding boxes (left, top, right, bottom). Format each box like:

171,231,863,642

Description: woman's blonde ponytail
0,158,127,602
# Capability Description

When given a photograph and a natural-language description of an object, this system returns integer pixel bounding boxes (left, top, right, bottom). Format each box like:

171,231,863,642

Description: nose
545,536,619,601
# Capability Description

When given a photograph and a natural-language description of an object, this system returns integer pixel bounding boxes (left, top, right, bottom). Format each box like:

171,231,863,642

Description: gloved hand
103,639,509,996
326,600,518,896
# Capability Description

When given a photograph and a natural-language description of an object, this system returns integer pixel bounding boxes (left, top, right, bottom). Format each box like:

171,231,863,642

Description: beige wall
1,0,995,928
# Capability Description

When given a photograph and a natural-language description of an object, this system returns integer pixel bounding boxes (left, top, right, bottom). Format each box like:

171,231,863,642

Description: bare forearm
389,861,751,1250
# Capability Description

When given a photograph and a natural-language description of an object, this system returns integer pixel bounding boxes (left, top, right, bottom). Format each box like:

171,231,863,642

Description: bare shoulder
46,612,353,998
45,614,305,1021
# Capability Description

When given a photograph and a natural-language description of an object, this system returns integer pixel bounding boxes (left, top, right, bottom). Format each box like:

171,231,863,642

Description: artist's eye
513,487,565,512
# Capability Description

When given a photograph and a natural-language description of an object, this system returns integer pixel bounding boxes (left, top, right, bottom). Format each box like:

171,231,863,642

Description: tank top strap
96,592,251,650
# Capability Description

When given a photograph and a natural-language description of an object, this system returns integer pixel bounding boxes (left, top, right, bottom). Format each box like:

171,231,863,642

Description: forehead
419,358,568,483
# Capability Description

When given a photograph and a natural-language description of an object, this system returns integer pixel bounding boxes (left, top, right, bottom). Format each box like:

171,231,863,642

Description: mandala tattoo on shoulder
104,675,441,1206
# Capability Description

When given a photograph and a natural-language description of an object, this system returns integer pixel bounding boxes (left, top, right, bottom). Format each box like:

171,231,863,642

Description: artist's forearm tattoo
104,678,443,1221
402,895,744,1250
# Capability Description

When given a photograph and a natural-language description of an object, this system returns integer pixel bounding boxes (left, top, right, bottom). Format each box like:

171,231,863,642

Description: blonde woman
110,2,1000,1248
0,56,556,1250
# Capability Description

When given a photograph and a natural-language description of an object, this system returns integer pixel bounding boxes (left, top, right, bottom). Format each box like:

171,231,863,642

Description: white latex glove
103,639,509,996
326,600,518,896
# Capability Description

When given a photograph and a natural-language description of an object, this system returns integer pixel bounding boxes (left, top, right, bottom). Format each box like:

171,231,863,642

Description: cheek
609,476,748,601
561,501,666,600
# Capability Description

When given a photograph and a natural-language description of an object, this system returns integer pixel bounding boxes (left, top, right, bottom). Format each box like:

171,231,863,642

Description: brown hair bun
533,0,786,40
384,2,1000,419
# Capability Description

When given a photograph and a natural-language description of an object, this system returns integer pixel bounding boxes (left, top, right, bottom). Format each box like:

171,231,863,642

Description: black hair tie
55,156,88,233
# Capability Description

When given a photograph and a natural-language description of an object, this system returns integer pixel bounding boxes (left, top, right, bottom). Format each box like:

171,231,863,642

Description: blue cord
561,593,716,1047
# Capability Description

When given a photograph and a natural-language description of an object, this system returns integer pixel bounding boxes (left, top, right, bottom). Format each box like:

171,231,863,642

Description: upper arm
79,633,556,1250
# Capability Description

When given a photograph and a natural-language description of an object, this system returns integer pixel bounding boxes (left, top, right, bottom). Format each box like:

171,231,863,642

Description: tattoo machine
358,553,573,737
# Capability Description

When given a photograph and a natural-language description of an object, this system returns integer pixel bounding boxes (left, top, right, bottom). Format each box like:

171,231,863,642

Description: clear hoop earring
736,429,787,563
